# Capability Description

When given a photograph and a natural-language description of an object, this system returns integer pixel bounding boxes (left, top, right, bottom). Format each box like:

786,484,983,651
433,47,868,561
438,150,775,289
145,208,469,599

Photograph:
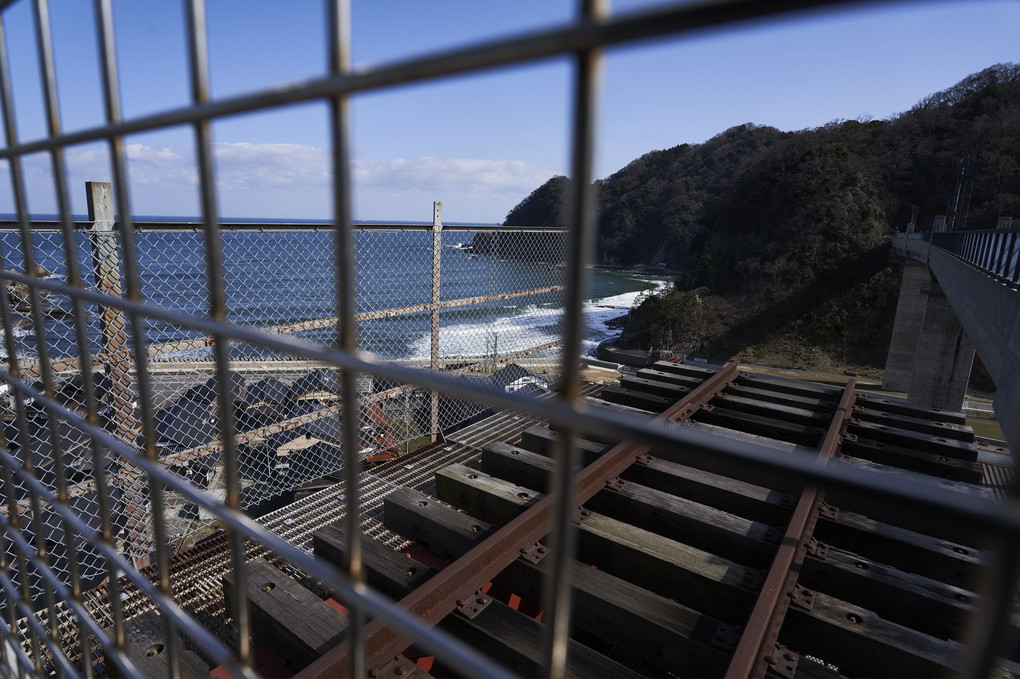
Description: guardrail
931,227,1020,284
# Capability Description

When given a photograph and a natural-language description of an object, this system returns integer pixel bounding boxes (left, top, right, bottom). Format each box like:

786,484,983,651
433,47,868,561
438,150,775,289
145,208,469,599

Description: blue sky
0,0,1017,222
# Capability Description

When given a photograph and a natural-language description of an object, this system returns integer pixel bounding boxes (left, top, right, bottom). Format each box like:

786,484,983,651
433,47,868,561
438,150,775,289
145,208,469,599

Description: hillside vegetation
499,64,1020,374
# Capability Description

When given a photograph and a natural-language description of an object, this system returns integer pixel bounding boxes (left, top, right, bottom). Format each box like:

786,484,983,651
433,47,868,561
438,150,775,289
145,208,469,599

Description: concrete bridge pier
883,262,976,412
905,280,976,411
882,261,931,392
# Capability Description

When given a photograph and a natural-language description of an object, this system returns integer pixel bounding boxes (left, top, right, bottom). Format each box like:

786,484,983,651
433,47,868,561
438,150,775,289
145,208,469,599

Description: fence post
430,201,442,442
86,181,149,568
87,182,137,441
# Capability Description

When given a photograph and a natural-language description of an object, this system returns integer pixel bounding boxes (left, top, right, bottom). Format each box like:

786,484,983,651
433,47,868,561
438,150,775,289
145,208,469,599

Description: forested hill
499,63,1020,373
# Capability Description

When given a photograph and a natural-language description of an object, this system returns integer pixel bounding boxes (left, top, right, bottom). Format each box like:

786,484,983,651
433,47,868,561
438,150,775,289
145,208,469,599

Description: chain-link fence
1,208,566,575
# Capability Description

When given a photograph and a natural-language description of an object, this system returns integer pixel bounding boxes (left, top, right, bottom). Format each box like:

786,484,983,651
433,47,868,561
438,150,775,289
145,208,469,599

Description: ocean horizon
0,226,666,366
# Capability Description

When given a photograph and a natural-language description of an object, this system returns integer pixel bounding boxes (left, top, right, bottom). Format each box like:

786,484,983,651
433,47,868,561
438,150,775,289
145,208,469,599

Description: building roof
490,362,548,389
154,398,217,450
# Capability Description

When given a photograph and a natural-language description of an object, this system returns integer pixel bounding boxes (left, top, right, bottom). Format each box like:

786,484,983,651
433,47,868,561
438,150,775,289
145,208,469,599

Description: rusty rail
296,360,740,678
725,379,857,678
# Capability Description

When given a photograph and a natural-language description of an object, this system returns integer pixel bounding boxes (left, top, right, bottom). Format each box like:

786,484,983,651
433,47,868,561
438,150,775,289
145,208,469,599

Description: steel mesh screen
0,0,1015,677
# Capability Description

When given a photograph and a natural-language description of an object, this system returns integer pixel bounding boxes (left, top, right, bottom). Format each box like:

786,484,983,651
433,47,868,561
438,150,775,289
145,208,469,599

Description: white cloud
354,156,555,197
214,142,330,192
1,142,557,221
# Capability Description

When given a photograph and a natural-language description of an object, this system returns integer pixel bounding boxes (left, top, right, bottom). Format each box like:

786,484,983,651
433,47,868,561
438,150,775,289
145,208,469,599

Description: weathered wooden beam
518,425,605,462
382,487,732,677
732,372,843,400
709,392,833,428
692,405,827,447
841,436,983,484
122,610,210,678
434,463,761,625
781,589,971,678
481,441,780,569
621,454,797,528
852,404,974,442
634,367,704,389
826,455,992,545
441,591,641,678
799,544,988,643
813,505,986,589
721,383,837,412
315,519,638,678
854,393,967,426
618,374,692,399
517,424,797,526
315,523,436,597
648,361,720,380
847,419,979,461
598,384,674,412
223,559,347,671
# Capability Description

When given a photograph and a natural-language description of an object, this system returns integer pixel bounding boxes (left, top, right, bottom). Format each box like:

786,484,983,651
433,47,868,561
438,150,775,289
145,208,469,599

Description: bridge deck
20,363,1017,678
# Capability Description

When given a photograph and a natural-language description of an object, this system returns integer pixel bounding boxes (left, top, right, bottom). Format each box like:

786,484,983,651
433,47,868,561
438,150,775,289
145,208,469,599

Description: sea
0,216,669,366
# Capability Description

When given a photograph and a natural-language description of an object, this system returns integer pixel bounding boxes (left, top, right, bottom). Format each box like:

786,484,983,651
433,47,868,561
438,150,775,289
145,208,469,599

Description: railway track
30,364,1017,677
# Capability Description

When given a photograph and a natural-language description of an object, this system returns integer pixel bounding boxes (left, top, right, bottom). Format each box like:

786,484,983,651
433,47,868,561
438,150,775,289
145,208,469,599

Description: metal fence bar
541,0,606,675
183,0,253,670
327,0,366,674
0,0,1017,676
0,3,66,658
32,2,103,669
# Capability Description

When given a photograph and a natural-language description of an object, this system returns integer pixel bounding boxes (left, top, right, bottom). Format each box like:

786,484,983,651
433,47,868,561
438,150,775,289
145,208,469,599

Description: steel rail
0,0,901,163
725,379,857,677
0,268,1018,540
295,360,739,678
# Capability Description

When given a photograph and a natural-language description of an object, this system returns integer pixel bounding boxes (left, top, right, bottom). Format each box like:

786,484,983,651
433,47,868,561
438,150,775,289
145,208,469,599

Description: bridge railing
931,227,1020,284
